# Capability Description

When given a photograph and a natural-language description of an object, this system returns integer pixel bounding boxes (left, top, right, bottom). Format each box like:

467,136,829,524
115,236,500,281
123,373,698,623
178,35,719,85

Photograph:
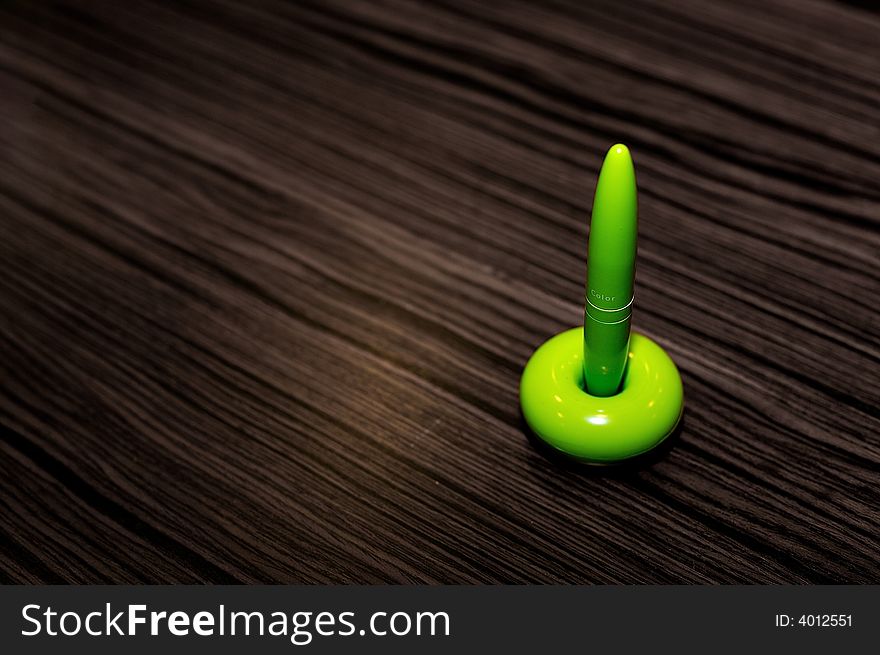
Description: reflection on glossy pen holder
520,327,683,464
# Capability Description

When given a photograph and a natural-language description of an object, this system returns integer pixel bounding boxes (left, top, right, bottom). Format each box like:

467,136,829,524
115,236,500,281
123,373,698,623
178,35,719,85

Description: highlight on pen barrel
582,143,638,397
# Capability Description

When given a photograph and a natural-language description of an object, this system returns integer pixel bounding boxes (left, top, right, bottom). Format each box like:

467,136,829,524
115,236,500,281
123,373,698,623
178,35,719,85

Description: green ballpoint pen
520,142,682,462
583,144,638,397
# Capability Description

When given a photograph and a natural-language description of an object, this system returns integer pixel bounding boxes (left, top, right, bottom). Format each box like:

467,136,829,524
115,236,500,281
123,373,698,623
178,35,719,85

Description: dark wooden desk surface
1,0,878,584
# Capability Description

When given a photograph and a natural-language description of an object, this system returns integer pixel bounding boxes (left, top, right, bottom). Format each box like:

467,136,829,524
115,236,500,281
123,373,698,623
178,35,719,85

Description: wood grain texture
0,0,878,583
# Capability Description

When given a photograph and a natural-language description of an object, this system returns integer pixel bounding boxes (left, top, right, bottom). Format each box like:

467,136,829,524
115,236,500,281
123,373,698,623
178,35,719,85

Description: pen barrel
583,300,632,397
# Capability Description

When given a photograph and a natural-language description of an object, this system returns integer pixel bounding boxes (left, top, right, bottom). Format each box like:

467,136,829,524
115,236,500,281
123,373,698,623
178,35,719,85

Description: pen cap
586,144,637,322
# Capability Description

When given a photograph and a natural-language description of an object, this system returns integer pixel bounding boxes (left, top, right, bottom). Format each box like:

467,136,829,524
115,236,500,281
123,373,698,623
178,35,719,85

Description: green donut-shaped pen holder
520,327,683,464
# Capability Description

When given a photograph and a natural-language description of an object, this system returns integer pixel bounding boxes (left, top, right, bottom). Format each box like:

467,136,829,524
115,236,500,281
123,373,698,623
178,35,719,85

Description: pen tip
608,143,630,157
